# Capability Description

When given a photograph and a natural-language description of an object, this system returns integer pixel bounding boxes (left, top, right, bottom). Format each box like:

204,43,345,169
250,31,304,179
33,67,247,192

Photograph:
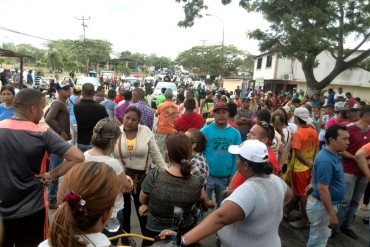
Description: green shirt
156,94,165,107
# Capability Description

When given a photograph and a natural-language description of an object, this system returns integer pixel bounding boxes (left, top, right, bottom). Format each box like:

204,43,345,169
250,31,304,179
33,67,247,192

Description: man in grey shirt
235,97,254,141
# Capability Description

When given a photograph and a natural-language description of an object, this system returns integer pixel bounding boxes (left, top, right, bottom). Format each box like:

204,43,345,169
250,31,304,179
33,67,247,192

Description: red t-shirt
342,123,370,176
227,120,239,130
347,97,355,107
114,94,124,104
231,149,279,190
174,112,204,132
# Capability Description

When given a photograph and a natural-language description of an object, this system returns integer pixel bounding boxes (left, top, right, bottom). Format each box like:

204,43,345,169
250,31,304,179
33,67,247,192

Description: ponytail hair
49,162,119,247
166,132,192,178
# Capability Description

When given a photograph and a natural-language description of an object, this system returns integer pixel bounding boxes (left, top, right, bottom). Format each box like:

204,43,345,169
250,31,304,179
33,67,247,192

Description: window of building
256,58,263,69
266,55,272,68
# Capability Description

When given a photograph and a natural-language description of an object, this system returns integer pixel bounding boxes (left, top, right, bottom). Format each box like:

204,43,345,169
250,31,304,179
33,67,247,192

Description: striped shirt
132,100,154,130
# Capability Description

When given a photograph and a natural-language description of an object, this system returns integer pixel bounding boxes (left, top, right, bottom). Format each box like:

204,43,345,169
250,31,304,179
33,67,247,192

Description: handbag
117,133,150,194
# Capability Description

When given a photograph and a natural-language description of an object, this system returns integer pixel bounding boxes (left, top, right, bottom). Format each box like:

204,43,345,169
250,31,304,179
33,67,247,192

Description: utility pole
200,40,207,76
76,16,90,75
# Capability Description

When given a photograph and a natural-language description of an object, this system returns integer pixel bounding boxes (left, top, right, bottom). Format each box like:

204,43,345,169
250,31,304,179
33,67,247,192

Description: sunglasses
260,121,270,135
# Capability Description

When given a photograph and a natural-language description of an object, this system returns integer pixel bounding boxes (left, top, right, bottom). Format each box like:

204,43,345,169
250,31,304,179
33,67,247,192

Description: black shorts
3,208,47,247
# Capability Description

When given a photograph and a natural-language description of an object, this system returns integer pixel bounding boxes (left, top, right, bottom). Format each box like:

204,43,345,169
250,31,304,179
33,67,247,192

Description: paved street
125,202,369,247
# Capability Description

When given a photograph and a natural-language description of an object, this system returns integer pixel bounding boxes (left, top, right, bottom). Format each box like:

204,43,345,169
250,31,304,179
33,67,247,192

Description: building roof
0,48,32,58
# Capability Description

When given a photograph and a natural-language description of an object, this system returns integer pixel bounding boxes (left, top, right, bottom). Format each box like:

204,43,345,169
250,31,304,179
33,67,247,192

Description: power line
0,26,54,42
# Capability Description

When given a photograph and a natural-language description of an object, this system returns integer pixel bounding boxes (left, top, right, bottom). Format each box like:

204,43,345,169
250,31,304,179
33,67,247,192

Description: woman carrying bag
113,106,165,235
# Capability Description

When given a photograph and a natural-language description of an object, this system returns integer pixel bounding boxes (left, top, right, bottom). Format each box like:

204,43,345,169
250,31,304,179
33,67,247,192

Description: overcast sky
0,0,270,59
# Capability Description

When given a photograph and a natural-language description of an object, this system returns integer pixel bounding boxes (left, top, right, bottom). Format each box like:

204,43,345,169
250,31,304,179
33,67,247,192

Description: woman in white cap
159,139,292,247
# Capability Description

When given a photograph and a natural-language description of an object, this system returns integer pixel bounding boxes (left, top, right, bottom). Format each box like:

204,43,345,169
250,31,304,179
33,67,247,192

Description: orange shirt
155,101,179,134
289,126,319,172
362,142,370,155
235,98,242,108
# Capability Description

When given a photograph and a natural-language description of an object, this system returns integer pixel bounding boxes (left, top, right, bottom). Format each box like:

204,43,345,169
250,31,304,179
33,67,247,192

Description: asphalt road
125,203,369,247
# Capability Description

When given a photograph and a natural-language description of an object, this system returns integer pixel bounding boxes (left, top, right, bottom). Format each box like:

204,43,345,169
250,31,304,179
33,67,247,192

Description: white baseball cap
228,140,269,163
294,107,313,123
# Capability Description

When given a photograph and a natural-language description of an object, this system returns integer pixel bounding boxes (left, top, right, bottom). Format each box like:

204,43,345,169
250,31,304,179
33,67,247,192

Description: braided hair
91,118,121,150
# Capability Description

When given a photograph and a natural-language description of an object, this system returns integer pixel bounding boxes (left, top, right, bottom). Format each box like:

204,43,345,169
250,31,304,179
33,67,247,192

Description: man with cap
235,97,254,141
201,102,242,208
284,107,319,229
155,88,179,160
45,80,72,208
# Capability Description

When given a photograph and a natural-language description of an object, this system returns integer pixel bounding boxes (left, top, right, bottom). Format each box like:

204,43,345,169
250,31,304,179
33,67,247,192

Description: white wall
253,51,370,100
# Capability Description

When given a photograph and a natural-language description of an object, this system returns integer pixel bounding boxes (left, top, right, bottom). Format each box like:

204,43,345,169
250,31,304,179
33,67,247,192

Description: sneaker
48,201,58,209
289,220,309,229
340,227,358,240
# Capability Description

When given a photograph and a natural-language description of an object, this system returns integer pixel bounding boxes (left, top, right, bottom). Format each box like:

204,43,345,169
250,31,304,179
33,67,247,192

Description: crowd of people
1,79,370,247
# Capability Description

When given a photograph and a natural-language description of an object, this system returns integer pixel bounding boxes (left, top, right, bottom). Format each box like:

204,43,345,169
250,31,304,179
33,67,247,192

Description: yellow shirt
127,138,136,153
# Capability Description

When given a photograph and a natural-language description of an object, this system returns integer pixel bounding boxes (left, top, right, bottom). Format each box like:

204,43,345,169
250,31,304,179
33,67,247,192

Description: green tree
47,39,112,71
175,0,370,91
175,45,244,77
47,51,63,72
115,65,131,76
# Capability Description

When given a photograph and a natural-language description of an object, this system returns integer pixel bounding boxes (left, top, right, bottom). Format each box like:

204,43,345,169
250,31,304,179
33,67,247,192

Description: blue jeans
48,154,64,203
77,143,93,153
306,195,338,247
337,173,367,229
206,176,229,208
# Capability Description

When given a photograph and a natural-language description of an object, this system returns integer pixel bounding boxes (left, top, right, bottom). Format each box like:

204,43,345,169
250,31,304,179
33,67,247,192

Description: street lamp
206,13,224,84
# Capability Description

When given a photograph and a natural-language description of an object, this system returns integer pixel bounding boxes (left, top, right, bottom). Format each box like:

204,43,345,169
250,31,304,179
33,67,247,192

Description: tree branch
343,33,370,60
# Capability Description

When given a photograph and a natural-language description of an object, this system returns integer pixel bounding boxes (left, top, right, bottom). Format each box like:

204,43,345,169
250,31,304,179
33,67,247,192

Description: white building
252,51,370,100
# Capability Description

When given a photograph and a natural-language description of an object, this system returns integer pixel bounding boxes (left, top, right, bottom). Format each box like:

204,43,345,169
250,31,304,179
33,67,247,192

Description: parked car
144,76,155,84
192,80,206,90
151,82,178,102
121,76,144,87
74,77,100,91
100,71,115,81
